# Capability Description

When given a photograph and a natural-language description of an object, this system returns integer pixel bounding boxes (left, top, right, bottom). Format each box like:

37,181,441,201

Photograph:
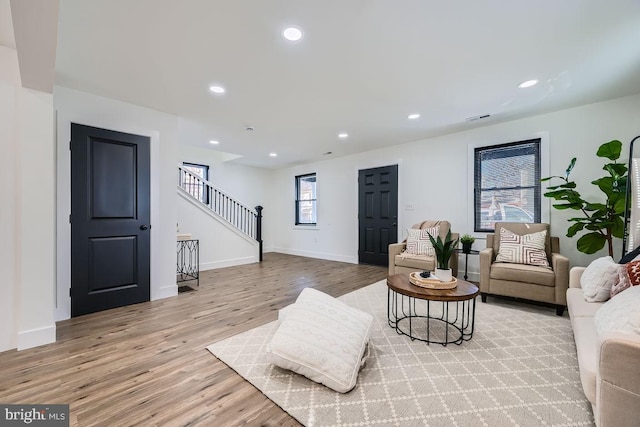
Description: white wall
179,143,274,219
0,46,20,352
0,45,56,351
177,143,276,265
16,88,56,350
272,93,640,279
54,87,179,321
177,194,259,270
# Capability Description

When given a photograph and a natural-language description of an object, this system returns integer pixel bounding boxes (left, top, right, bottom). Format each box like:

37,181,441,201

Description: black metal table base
177,239,199,287
387,288,476,346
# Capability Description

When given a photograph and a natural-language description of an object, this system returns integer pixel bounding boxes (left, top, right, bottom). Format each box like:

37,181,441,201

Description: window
295,173,317,225
474,139,541,232
182,162,209,204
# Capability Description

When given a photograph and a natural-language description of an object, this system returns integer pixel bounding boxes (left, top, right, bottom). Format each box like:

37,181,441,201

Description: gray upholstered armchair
388,220,459,277
479,222,569,316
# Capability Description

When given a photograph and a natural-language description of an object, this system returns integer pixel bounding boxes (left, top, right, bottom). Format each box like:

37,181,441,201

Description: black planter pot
462,242,472,254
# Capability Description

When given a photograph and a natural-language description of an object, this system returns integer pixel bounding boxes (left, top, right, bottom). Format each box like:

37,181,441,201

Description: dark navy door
71,124,151,317
358,165,398,266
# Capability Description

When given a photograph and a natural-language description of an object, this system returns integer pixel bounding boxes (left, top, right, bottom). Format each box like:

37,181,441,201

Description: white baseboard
54,305,70,322
200,255,258,271
153,284,178,300
17,324,56,350
271,247,358,264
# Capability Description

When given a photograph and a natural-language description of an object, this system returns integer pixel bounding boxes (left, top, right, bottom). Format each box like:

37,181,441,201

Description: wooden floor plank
0,253,386,426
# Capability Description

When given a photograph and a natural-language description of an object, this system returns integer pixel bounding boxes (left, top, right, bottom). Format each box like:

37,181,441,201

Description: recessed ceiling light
282,26,303,41
269,152,278,157
408,113,420,120
518,79,538,89
338,133,349,139
209,85,226,94
209,140,219,145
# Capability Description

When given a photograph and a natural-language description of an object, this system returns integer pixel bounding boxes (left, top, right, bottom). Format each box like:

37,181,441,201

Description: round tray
409,272,458,290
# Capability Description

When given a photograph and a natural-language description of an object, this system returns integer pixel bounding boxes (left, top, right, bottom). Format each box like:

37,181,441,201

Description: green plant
460,234,475,244
541,140,627,256
427,230,459,270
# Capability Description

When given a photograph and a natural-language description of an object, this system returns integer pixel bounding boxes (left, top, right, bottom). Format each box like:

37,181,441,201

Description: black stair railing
178,165,263,261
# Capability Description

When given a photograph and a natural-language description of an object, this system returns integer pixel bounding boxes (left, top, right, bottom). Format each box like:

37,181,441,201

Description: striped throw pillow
495,227,550,268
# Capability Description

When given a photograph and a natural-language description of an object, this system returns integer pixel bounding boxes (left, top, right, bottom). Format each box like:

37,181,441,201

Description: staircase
177,165,263,261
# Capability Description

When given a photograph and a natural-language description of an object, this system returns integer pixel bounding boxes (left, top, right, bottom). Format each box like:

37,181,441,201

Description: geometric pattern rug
207,280,594,426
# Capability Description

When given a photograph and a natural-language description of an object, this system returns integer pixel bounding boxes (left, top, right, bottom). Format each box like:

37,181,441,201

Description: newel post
255,205,263,262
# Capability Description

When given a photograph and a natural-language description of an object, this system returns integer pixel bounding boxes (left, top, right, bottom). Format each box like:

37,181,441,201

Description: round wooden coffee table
387,274,479,346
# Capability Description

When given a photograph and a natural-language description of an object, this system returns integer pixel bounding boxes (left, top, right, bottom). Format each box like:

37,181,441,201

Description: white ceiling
31,1,640,167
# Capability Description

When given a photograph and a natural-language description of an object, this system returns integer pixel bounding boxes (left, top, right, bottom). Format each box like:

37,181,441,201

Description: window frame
182,162,210,204
295,173,317,226
473,138,542,233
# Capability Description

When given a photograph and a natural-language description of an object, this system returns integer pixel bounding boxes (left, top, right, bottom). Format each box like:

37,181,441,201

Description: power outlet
405,203,415,210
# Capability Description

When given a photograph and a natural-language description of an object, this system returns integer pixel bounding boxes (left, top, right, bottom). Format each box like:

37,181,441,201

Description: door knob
140,224,149,230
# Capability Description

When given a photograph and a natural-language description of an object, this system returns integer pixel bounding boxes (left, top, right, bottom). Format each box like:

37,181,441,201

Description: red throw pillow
612,260,640,298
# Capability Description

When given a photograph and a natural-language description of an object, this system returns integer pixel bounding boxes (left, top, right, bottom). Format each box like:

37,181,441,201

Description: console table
177,239,199,287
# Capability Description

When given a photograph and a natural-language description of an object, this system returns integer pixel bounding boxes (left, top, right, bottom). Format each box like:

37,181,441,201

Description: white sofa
567,266,640,426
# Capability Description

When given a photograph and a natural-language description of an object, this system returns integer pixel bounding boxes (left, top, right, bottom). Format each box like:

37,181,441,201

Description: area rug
207,280,594,426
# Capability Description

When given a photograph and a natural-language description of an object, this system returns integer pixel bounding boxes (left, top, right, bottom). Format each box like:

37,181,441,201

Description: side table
455,249,479,281
387,274,479,346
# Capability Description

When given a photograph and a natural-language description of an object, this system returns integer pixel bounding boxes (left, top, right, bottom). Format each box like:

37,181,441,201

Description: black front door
358,165,398,266
71,124,151,317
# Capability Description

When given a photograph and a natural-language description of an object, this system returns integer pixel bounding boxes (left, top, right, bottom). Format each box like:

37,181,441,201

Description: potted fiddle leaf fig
541,139,627,257
427,229,459,281
460,234,475,254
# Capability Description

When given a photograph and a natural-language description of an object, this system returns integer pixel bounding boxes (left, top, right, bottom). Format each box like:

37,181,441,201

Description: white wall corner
17,324,56,351
152,284,178,301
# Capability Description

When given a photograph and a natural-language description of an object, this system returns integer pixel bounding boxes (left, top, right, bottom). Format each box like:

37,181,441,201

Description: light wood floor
0,253,387,427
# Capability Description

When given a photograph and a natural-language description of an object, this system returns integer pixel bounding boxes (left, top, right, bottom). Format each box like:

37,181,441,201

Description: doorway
70,124,151,317
358,165,398,266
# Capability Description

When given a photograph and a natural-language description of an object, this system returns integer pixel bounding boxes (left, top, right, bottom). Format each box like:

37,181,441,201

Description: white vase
435,268,452,282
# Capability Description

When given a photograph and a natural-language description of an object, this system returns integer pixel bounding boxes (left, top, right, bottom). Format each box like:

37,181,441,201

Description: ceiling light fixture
282,26,303,41
209,85,226,94
209,140,219,145
518,79,538,89
408,113,420,120
269,152,278,157
338,133,349,139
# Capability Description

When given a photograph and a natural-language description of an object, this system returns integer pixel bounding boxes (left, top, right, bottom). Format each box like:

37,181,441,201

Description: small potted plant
427,230,459,282
460,234,475,254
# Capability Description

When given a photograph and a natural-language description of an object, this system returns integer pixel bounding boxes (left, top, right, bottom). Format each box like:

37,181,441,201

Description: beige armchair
388,220,459,277
479,222,569,316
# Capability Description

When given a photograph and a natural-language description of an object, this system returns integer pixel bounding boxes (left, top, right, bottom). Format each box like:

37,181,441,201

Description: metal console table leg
177,239,199,287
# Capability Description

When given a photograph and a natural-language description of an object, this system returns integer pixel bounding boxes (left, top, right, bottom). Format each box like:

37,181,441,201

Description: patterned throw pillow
495,227,550,268
405,226,439,257
611,260,640,298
